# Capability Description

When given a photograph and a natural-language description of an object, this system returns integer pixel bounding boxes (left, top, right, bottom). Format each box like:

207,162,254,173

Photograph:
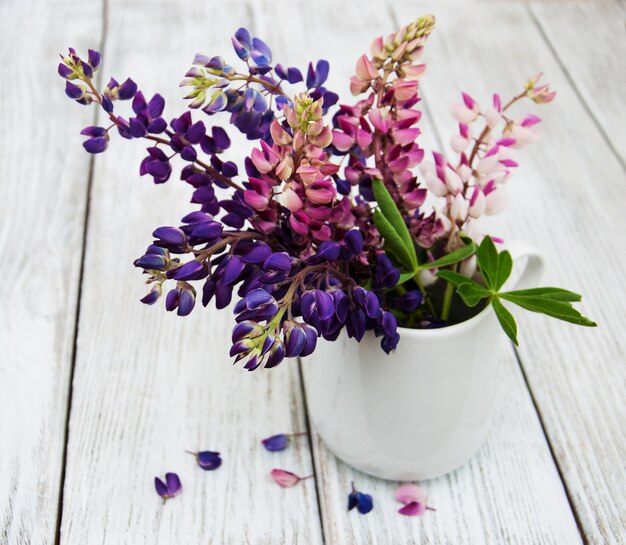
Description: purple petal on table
262,434,289,452
165,472,182,495
197,451,222,470
154,476,168,497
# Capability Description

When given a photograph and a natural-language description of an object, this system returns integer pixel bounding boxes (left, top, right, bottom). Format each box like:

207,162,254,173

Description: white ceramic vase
304,241,544,481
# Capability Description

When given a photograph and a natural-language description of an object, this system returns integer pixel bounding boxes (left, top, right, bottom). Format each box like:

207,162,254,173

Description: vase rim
396,300,493,338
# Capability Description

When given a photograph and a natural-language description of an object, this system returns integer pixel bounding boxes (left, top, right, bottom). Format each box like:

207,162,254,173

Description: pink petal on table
271,469,301,488
398,501,427,517
395,483,426,504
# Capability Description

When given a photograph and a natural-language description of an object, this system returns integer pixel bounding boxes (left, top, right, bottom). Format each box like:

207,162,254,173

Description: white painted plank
391,1,625,543
59,1,322,543
264,0,583,542
0,1,102,543
529,0,626,165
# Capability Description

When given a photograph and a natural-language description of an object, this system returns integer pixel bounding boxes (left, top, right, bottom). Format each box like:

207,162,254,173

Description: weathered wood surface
57,1,322,544
1,0,625,544
0,0,102,544
528,0,626,166
392,1,625,543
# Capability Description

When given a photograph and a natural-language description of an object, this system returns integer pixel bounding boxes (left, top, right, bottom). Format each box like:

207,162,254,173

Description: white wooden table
1,0,625,543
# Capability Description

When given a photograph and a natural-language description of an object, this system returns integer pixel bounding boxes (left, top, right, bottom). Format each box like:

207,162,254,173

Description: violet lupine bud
283,322,318,357
170,111,206,162
140,285,162,305
223,255,246,285
306,60,330,89
265,339,285,368
347,482,373,514
344,230,364,255
153,226,187,248
165,283,196,316
301,290,335,333
232,28,252,61
80,126,108,154
308,241,340,263
169,260,206,281
234,288,278,323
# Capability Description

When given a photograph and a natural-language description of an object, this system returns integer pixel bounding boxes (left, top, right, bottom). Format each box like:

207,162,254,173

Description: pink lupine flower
350,75,370,96
450,123,470,153
250,140,280,173
484,185,507,215
281,187,303,212
332,130,354,152
449,193,469,221
305,180,336,204
368,108,392,133
508,122,540,148
355,54,379,81
451,92,480,123
521,114,541,127
395,483,435,517
468,185,486,218
270,469,313,488
392,79,418,101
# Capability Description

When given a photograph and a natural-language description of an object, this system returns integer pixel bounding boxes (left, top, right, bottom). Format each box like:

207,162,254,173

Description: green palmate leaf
495,250,513,291
500,293,597,327
457,283,491,307
372,178,418,269
436,270,477,289
373,209,414,270
502,287,582,302
476,236,499,289
492,297,519,345
420,242,477,271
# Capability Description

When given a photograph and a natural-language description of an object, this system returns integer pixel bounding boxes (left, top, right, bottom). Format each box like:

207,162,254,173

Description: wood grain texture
278,1,583,543
391,1,625,542
0,0,102,543
528,0,626,166
58,1,322,543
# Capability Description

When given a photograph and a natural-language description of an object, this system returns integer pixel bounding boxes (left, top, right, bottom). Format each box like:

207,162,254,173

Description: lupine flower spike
186,449,222,470
60,14,595,366
395,483,436,516
347,482,374,514
261,432,308,452
154,472,182,503
270,469,314,488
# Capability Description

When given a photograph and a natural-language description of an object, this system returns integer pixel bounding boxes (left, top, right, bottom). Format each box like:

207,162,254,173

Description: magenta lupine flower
154,473,182,503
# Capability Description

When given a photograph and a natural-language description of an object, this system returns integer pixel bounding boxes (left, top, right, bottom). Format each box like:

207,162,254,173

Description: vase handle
502,240,545,290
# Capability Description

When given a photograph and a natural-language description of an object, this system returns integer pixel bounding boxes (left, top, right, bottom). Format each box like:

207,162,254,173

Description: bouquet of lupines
58,15,595,370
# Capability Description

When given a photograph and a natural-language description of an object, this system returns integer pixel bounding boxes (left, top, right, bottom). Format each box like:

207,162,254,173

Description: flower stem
441,281,454,322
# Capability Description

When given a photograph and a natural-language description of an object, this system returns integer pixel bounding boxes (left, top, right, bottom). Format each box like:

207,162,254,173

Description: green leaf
501,287,582,302
457,283,491,307
420,242,477,270
476,236,499,289
436,270,478,289
372,178,417,269
397,271,415,286
492,297,518,345
500,293,597,327
373,210,414,270
495,250,513,291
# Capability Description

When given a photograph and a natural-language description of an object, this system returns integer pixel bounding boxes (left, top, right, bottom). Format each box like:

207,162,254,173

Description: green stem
413,270,437,316
441,281,454,322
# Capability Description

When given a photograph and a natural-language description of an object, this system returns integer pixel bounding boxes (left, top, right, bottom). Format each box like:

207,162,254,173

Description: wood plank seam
525,1,626,171
297,359,327,545
53,1,108,543
512,348,589,545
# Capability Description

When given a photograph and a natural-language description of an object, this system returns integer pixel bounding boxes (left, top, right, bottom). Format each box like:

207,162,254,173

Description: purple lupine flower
394,291,423,312
170,111,206,162
373,253,401,289
140,286,161,305
80,126,108,154
347,482,373,514
140,147,172,184
129,92,167,138
154,472,182,503
274,64,303,84
103,77,137,101
187,450,222,470
165,283,196,316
